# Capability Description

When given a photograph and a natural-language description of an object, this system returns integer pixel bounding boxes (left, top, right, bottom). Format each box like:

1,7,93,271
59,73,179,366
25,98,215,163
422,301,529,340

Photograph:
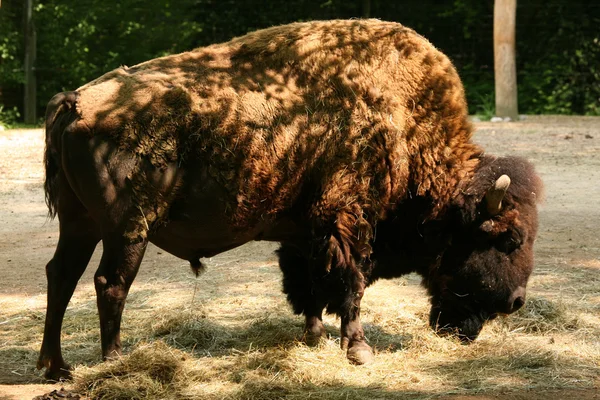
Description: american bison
38,19,542,380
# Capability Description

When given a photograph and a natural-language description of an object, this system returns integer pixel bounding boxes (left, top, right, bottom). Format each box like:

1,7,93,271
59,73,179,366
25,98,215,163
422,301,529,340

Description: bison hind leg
94,236,148,360
38,197,100,380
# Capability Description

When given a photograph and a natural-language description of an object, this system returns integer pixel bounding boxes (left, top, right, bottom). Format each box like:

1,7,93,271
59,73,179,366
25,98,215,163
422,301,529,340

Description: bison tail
44,91,79,219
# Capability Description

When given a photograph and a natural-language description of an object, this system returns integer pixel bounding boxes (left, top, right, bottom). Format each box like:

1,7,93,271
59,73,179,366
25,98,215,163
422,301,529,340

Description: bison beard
37,19,543,380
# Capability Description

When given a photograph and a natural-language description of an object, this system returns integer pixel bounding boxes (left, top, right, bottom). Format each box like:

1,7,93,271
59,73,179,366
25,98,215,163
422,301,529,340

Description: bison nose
507,286,526,314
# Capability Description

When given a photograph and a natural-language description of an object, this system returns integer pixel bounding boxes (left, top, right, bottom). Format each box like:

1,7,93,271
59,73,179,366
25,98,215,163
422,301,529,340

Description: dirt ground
1,115,599,399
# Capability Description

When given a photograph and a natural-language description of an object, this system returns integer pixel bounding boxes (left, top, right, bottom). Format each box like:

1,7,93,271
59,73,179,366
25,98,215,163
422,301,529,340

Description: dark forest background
1,0,599,125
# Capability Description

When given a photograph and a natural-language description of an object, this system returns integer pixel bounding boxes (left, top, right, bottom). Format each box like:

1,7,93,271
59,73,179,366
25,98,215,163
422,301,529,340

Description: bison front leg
94,236,147,360
278,241,374,364
339,272,374,365
277,242,327,345
326,208,375,365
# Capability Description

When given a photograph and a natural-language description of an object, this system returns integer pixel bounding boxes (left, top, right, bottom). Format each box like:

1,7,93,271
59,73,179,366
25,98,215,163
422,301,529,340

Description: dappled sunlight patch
149,308,228,351
283,339,355,384
527,273,573,289
142,306,304,354
574,258,600,270
0,294,47,312
124,301,596,397
5,285,599,397
284,340,441,392
498,296,581,334
399,327,463,355
73,341,184,400
132,286,203,309
575,312,600,329
0,347,43,384
4,274,599,396
0,304,102,384
422,345,559,392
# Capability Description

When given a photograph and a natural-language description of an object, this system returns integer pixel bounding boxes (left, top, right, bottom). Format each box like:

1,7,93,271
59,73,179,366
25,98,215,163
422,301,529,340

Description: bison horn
486,174,511,215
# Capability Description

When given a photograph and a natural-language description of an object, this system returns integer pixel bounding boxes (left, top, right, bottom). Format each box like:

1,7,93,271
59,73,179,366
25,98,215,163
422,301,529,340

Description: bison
38,19,542,380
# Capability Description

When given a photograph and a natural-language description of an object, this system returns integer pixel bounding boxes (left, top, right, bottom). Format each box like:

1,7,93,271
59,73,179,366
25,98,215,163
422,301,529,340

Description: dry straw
2,274,599,398
60,288,599,399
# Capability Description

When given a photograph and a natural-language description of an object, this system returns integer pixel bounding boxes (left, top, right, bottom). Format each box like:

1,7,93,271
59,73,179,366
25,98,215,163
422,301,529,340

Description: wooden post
24,0,37,124
494,0,518,120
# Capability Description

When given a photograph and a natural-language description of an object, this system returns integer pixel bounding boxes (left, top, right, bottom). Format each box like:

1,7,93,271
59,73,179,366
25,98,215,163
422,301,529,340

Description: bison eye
495,229,523,253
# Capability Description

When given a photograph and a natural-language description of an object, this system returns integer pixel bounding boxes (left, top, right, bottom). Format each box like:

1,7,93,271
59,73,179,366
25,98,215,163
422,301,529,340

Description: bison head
426,156,542,342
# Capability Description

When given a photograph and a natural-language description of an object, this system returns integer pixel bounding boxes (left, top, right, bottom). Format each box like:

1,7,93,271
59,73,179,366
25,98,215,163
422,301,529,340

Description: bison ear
485,175,511,216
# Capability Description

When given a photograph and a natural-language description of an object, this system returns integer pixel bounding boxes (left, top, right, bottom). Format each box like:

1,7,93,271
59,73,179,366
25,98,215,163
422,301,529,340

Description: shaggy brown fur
68,19,480,246
39,19,542,379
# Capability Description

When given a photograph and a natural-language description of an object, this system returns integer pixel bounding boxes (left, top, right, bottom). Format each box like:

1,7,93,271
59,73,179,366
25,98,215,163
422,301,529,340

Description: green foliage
1,0,599,120
474,93,496,121
34,0,207,108
0,2,23,87
518,5,600,115
0,104,21,128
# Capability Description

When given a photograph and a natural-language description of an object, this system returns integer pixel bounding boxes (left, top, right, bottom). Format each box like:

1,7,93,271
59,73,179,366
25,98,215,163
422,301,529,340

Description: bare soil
1,115,599,399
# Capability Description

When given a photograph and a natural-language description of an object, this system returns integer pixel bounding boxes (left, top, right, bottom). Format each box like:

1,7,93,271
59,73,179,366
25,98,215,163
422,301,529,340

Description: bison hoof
303,318,326,346
37,356,73,382
44,367,73,382
303,327,326,347
304,331,326,347
346,341,374,365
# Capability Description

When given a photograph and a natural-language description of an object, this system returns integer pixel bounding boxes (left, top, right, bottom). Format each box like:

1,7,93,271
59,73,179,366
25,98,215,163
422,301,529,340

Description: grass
473,93,496,121
4,122,44,130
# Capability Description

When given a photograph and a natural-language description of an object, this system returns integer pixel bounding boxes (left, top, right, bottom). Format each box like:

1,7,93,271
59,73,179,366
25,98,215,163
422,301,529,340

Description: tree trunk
24,0,37,124
494,0,518,120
